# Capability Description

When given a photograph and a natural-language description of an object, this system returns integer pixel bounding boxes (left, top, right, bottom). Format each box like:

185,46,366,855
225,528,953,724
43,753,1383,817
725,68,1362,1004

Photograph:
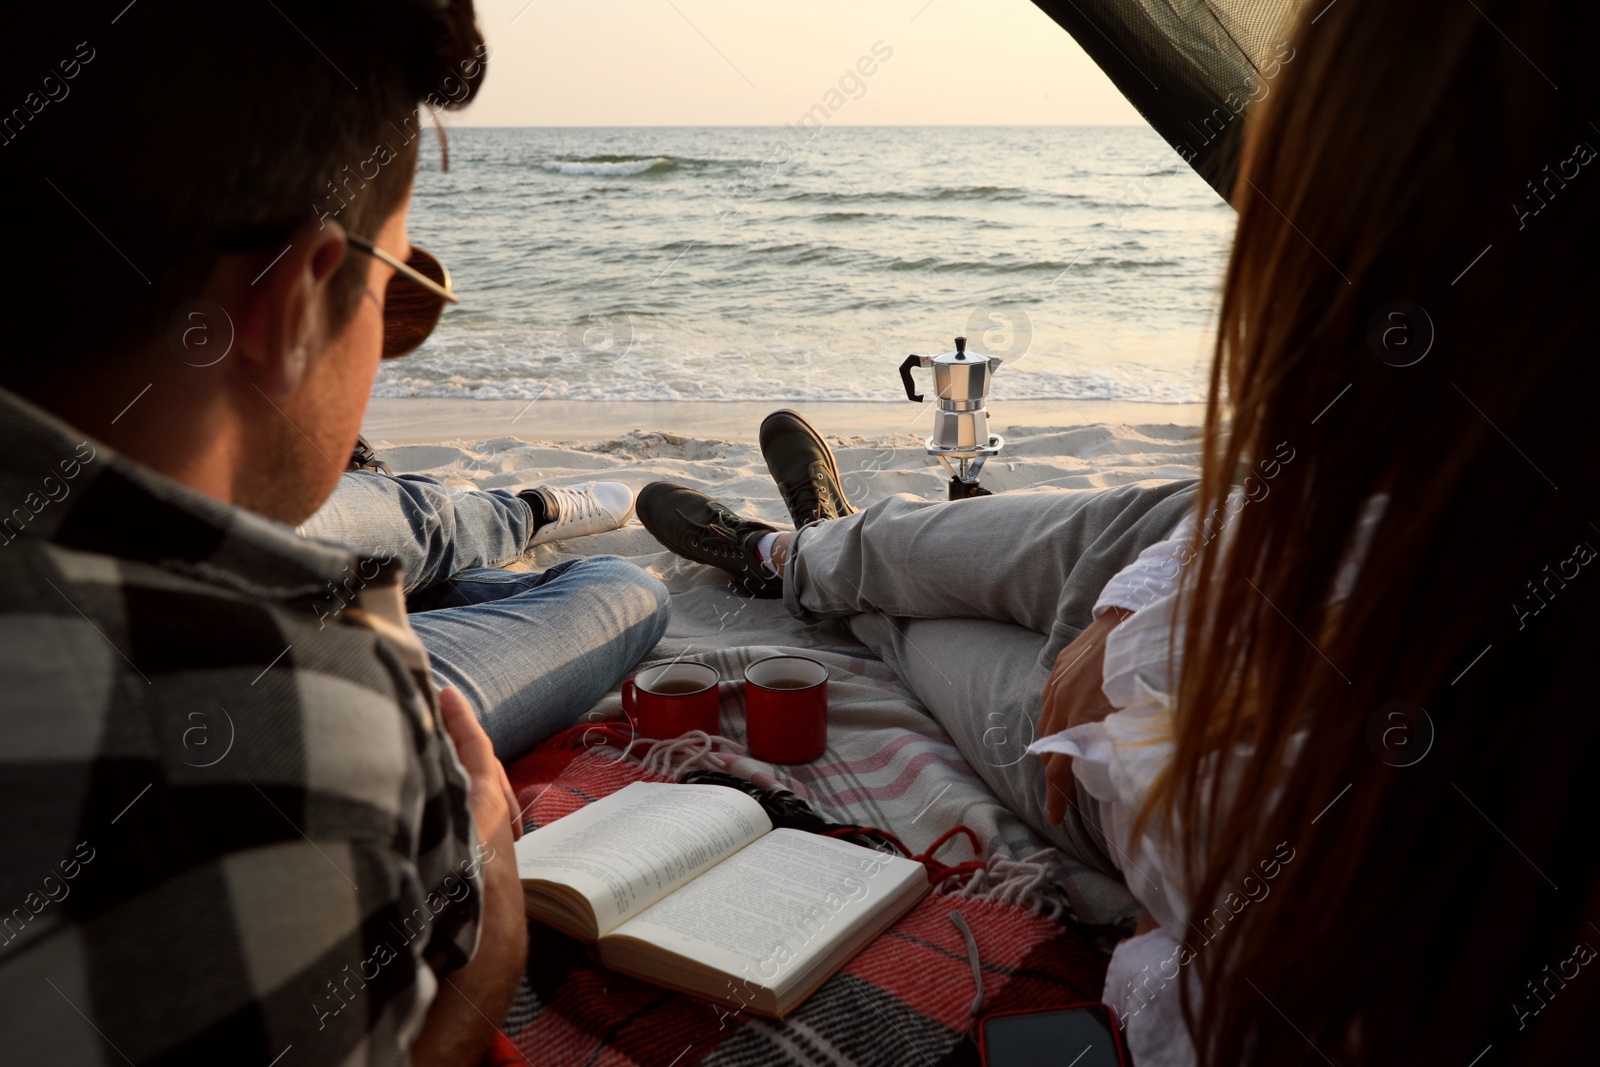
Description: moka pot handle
899,355,927,403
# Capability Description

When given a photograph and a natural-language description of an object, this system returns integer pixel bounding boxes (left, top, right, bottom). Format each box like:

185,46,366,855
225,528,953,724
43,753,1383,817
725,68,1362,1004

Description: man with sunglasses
0,3,573,1064
299,239,670,763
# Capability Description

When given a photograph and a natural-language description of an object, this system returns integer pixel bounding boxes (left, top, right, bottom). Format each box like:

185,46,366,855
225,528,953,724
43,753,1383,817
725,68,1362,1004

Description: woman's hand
1039,608,1130,824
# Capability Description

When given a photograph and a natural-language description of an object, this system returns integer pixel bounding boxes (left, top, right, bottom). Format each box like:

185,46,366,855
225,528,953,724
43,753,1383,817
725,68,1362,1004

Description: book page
608,828,927,995
515,782,771,935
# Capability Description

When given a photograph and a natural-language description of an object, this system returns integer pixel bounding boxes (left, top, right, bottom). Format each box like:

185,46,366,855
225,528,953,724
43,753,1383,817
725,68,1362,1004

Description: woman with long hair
639,0,1599,1061
1146,0,1599,1062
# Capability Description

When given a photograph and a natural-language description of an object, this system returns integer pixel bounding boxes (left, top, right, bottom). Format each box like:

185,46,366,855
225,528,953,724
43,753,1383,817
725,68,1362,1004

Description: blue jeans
306,471,535,594
303,472,671,761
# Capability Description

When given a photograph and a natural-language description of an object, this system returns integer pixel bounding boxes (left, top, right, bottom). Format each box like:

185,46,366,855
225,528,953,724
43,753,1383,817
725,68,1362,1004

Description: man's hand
1040,608,1130,824
412,688,528,1066
439,686,523,842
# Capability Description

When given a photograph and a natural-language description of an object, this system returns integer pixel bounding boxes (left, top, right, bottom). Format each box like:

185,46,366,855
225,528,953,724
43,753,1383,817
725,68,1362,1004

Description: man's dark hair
0,1,485,370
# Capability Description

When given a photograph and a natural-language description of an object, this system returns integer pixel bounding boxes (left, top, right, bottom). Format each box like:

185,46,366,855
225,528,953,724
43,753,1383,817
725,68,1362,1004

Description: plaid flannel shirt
0,387,484,1065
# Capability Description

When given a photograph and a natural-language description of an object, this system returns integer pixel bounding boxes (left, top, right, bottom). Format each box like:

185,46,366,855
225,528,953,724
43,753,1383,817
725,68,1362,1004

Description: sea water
383,125,1234,405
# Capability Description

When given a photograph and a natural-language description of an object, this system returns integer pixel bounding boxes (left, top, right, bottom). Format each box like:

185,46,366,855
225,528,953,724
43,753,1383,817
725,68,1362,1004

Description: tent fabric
1032,0,1307,200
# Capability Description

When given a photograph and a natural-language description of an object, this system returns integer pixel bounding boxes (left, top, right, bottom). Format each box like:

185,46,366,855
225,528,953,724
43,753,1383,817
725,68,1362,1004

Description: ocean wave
776,186,1036,205
739,240,862,267
370,365,1206,405
1094,257,1183,270
794,210,1014,231
880,254,1122,276
541,156,677,176
927,184,1036,202
371,382,1205,405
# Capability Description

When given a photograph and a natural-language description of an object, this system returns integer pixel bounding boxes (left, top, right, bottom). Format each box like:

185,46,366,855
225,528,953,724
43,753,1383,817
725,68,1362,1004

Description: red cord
917,824,983,862
912,825,986,886
822,823,986,885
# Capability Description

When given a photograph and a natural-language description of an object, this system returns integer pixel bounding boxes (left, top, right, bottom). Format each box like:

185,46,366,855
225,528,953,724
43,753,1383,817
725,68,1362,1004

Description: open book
514,781,930,1017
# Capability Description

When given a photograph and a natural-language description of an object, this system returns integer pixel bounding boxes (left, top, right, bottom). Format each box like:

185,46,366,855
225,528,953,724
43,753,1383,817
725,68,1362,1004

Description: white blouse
1028,495,1383,1066
1037,585,1197,1065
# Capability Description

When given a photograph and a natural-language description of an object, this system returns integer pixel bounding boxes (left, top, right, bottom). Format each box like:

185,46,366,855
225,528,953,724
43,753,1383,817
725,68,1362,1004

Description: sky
456,0,1145,126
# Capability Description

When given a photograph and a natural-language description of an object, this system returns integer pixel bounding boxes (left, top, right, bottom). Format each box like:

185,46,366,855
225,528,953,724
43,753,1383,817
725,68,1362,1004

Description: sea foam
541,157,673,176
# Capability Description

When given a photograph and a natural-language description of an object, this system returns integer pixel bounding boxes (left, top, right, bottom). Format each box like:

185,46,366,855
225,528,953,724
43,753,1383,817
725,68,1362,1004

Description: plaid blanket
522,639,1135,929
489,739,1110,1066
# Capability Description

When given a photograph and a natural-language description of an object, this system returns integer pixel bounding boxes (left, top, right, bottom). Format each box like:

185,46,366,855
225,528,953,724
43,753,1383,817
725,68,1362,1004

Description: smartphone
978,1002,1127,1067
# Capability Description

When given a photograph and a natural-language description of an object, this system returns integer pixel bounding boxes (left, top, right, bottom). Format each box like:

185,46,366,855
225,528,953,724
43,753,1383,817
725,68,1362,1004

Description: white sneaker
525,481,636,546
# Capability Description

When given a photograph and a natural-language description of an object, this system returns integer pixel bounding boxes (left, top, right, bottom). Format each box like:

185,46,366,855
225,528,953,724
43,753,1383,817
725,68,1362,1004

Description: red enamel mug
622,661,721,740
743,655,829,764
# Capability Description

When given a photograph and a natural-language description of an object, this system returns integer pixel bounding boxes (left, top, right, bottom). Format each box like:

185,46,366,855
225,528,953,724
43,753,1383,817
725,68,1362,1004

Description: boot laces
790,469,842,521
686,516,746,561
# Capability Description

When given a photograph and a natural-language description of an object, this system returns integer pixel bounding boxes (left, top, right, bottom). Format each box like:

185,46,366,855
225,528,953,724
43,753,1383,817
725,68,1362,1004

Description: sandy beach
361,396,1205,523
359,394,1208,624
363,396,1207,445
360,395,1206,540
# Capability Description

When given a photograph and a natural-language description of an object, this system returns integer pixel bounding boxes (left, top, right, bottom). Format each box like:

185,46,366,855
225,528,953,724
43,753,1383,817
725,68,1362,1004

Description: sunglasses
346,234,459,359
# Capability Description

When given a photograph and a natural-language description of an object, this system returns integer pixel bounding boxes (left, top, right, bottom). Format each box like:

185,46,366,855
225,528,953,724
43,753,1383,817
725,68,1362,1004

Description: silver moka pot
899,336,1004,499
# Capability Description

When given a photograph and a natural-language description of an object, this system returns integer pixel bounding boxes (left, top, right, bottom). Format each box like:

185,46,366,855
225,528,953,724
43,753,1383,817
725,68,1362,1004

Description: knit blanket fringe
623,729,742,777
939,848,1072,921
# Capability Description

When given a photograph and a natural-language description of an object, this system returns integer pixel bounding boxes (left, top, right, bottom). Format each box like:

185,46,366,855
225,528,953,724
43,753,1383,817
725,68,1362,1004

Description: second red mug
623,661,721,740
744,655,829,764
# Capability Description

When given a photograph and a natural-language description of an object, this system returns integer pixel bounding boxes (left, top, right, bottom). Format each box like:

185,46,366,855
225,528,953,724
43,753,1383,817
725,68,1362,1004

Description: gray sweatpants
783,480,1199,889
